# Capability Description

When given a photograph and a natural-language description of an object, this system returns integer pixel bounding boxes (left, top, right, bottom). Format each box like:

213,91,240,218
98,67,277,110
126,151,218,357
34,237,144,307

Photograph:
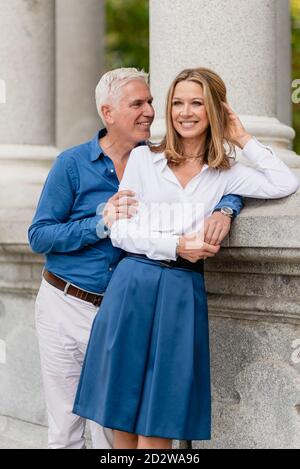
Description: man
28,68,243,449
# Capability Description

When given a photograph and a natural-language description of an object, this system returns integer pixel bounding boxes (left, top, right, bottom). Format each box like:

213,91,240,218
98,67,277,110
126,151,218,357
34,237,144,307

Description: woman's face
171,80,209,141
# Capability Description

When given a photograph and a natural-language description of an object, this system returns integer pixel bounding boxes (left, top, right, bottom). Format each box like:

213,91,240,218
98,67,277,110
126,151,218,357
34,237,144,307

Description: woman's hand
223,102,252,149
176,233,220,262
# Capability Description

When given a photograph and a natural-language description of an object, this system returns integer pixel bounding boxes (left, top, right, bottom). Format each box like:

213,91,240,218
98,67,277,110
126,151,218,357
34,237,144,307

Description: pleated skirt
73,256,211,440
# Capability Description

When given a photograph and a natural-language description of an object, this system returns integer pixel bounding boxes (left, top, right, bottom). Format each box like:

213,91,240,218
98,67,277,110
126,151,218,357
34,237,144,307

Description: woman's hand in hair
223,102,252,149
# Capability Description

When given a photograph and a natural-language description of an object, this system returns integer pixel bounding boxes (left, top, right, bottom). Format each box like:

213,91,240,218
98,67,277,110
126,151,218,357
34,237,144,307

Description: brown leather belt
43,269,103,307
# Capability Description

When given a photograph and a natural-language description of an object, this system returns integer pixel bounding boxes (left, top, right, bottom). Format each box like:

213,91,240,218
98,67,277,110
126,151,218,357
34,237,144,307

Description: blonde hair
149,68,234,169
95,68,149,123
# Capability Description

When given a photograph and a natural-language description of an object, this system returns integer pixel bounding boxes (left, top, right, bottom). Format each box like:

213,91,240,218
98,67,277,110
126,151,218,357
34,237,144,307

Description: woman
73,68,299,449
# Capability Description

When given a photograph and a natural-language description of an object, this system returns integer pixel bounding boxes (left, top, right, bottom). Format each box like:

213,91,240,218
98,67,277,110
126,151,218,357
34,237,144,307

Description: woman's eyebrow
172,96,204,100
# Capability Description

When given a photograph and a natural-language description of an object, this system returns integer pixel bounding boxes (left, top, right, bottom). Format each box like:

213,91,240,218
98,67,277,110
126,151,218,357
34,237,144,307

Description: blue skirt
73,256,211,440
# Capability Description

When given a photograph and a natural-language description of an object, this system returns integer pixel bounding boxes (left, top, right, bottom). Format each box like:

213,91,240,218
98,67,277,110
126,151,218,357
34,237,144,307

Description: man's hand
103,190,138,228
176,234,220,263
204,211,232,246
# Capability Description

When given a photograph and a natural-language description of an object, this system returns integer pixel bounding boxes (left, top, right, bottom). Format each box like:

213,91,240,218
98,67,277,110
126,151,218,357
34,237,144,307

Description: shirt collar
152,152,167,164
90,128,147,162
90,128,107,162
152,150,209,175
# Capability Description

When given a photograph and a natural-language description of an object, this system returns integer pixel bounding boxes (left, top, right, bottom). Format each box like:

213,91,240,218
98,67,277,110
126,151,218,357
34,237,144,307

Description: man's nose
143,102,155,117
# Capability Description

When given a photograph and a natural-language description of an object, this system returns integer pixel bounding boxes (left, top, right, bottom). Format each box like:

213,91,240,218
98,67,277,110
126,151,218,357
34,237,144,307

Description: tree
106,0,149,72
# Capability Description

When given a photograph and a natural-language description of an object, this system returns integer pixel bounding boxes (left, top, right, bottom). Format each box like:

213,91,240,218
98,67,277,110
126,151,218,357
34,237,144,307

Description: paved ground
0,415,187,449
0,415,47,449
0,415,92,449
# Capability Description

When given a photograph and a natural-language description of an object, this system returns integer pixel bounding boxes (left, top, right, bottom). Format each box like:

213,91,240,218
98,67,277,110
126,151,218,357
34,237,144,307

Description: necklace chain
183,152,205,163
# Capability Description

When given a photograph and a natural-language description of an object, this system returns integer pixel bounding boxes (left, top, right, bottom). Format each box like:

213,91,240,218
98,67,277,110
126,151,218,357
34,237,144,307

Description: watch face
221,207,234,216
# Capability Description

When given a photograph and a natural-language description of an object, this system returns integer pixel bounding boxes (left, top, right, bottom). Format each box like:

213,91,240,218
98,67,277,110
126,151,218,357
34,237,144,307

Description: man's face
111,80,155,144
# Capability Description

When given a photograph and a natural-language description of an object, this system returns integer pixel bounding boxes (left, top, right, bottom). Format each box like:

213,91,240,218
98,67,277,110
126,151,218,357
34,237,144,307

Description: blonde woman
73,68,299,449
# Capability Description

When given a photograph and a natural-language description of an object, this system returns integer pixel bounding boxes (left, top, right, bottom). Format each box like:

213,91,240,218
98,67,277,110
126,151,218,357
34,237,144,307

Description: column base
0,144,58,210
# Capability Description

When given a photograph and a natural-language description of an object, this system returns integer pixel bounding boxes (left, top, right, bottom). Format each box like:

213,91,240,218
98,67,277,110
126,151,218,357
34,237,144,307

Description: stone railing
198,191,300,449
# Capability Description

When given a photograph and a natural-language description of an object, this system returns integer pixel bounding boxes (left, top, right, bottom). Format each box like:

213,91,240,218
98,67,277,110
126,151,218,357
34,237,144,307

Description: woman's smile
178,120,199,129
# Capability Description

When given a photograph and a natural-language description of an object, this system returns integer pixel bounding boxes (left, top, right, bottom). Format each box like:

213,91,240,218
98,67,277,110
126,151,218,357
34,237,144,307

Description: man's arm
213,194,244,218
204,194,244,245
28,155,102,254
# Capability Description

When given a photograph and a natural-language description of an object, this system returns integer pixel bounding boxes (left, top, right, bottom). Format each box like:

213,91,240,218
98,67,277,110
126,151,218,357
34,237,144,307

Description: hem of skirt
73,405,211,441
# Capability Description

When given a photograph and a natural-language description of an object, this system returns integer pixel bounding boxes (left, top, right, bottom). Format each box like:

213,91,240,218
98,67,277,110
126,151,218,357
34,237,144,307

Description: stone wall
201,194,300,448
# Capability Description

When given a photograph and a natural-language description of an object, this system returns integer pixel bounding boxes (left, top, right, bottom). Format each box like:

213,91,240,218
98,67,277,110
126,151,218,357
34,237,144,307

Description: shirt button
110,169,114,173
108,267,113,272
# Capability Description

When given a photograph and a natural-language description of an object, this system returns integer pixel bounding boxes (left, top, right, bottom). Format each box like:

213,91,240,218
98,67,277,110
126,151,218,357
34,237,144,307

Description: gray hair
95,67,149,123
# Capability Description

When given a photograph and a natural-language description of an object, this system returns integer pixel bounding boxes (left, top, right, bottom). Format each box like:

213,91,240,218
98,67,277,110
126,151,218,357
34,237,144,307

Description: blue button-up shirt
28,129,243,293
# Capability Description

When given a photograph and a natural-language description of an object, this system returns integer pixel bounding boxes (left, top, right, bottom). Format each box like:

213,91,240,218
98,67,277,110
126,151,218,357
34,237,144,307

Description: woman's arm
224,138,299,198
222,103,299,198
110,147,179,260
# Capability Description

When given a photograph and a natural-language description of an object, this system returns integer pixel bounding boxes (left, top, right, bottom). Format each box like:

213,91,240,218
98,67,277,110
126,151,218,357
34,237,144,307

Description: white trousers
35,278,113,449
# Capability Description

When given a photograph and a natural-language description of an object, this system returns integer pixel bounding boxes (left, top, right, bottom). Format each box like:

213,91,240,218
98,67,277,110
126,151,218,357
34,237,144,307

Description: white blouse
110,138,299,261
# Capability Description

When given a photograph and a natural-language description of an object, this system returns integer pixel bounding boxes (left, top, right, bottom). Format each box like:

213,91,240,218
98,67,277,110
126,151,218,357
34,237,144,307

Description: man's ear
101,104,114,124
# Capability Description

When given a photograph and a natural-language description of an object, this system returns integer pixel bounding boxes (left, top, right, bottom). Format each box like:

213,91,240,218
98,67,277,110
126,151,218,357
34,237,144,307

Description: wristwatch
215,207,234,218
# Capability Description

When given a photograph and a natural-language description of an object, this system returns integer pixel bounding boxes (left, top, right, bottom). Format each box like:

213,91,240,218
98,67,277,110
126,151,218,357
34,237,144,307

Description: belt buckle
159,260,173,268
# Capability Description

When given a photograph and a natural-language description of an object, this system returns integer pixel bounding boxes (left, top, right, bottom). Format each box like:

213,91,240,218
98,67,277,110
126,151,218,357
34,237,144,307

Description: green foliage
292,0,300,154
105,0,149,72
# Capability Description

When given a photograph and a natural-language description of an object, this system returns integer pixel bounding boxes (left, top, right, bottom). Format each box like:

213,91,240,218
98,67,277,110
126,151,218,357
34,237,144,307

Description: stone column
55,0,105,149
150,0,300,449
0,0,57,212
0,0,57,430
0,0,55,146
150,0,299,172
0,0,105,437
